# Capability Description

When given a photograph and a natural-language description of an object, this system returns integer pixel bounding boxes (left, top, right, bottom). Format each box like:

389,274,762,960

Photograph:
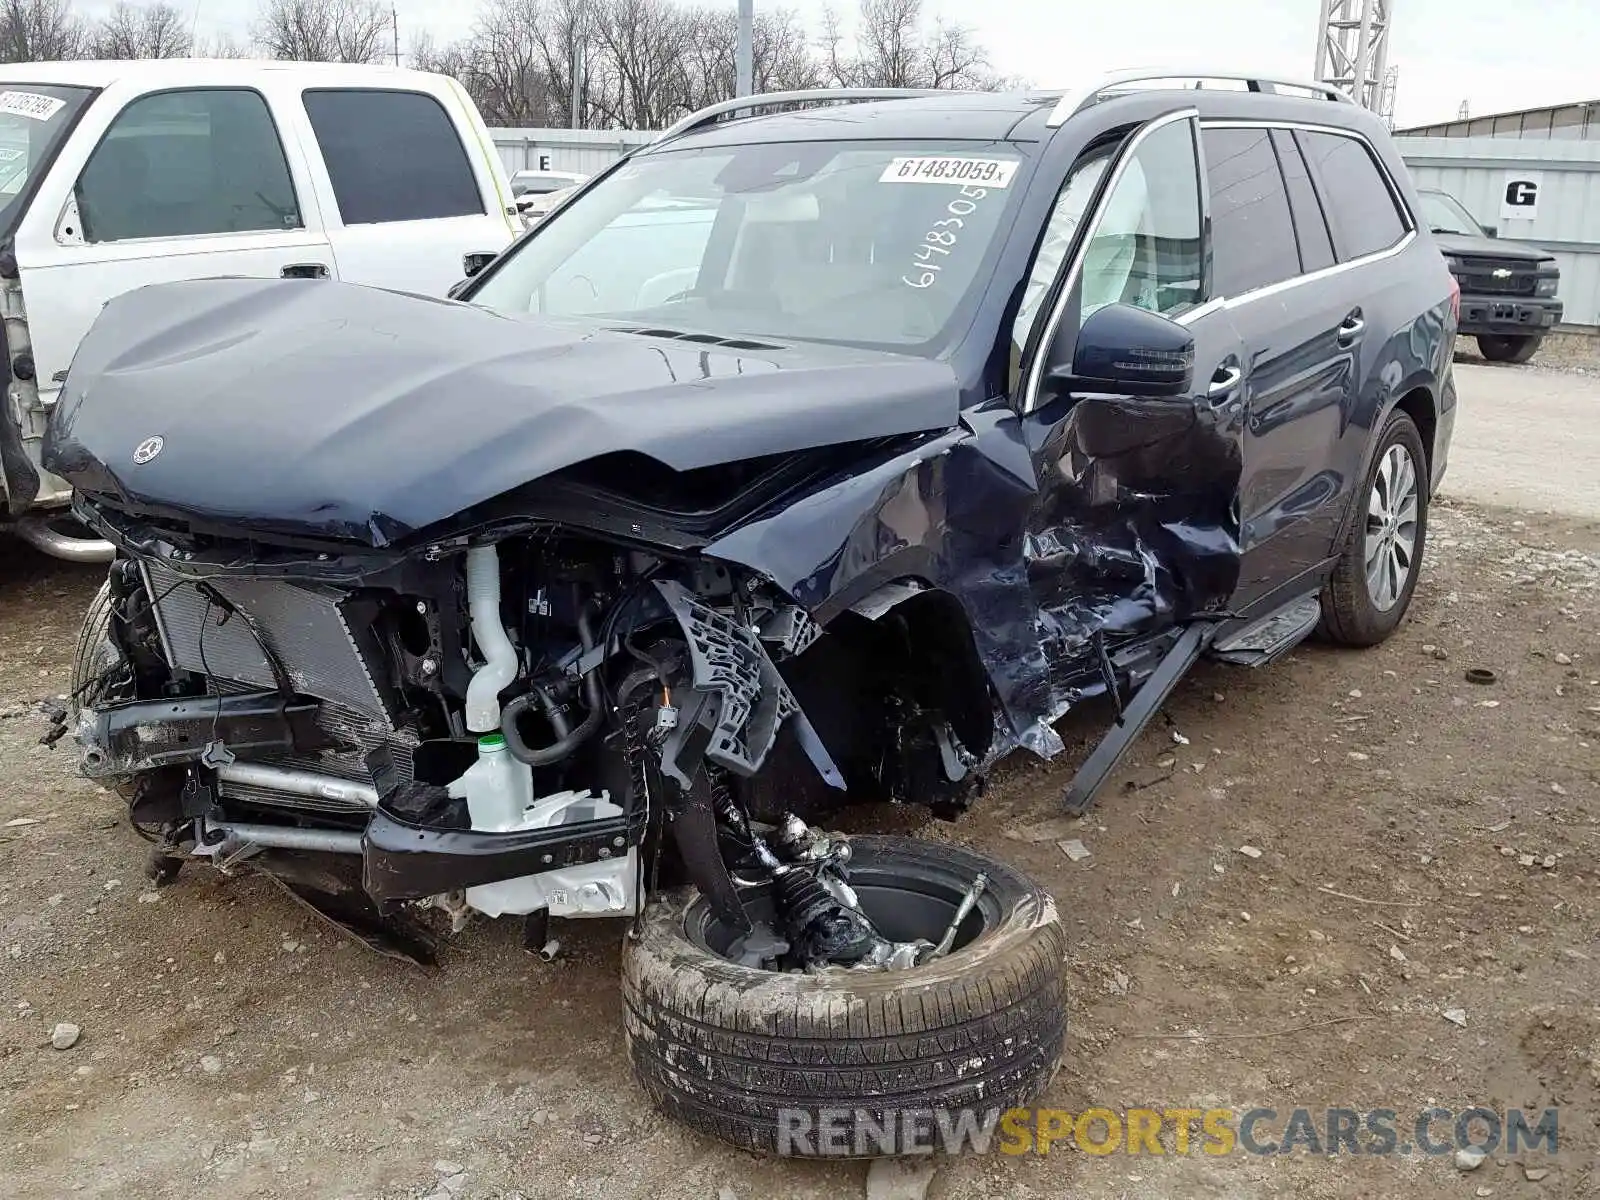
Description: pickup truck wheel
1319,411,1428,647
621,835,1065,1156
1477,334,1541,364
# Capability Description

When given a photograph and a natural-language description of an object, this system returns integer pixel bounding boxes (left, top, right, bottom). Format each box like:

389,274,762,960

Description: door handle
281,262,330,280
1337,313,1366,344
1207,364,1243,400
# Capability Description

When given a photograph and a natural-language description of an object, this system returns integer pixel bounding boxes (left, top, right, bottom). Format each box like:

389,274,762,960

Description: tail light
1447,274,1460,323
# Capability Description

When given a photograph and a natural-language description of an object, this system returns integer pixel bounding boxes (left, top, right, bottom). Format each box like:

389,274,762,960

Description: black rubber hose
502,608,606,767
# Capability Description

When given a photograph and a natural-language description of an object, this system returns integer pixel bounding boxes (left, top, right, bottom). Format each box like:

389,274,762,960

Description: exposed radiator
143,562,395,726
142,564,418,814
211,693,419,814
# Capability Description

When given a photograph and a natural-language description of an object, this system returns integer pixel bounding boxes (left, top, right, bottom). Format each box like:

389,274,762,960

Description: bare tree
447,0,559,125
196,32,256,58
676,5,819,114
254,0,393,64
824,0,998,90
409,30,474,78
583,0,697,128
91,2,193,59
401,0,1000,129
0,0,87,61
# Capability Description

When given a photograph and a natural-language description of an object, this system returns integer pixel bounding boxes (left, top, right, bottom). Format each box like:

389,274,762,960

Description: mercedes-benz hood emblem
133,436,165,465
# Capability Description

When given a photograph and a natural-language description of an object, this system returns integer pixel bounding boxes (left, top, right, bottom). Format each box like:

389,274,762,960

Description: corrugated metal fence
491,127,651,177
489,127,1600,330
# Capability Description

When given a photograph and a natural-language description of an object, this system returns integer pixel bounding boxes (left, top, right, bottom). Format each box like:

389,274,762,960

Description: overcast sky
83,0,1600,128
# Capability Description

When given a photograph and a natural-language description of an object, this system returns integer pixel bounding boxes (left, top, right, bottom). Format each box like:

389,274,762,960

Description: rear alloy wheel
621,835,1065,1157
1477,333,1541,364
1319,410,1429,646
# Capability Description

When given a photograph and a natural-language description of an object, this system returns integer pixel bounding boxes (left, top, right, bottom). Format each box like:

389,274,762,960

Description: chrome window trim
1020,112,1418,412
1191,229,1417,320
1021,106,1200,415
1195,118,1417,309
1200,118,1416,235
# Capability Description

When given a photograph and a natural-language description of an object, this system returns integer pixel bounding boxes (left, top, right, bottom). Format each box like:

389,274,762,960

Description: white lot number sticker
880,156,1018,188
0,91,65,121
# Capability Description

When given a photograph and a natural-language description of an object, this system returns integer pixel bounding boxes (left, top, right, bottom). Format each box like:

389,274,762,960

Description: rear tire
621,835,1065,1157
1319,411,1429,647
1477,333,1541,364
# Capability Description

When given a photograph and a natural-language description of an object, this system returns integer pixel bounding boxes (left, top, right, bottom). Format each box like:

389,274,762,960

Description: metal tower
1377,65,1398,129
1314,0,1396,112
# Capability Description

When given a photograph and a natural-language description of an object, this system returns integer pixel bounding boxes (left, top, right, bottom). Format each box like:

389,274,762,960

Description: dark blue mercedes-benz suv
49,71,1458,1155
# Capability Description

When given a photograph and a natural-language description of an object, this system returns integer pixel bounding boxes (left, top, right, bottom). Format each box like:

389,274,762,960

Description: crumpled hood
45,277,959,545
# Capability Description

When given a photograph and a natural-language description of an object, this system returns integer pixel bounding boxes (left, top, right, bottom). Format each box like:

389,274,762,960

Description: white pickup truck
0,59,520,562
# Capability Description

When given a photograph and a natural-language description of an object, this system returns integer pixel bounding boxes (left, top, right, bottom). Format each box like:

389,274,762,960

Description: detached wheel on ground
1477,333,1542,364
621,835,1065,1157
1319,409,1429,647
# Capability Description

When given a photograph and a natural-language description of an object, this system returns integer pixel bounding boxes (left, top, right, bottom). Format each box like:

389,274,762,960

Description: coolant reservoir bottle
447,734,535,831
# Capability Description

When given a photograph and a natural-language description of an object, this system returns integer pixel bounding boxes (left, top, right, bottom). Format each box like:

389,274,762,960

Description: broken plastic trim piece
652,579,843,788
1062,620,1220,815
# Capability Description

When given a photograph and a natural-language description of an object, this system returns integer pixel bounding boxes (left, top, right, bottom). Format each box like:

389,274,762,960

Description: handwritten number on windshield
903,185,990,290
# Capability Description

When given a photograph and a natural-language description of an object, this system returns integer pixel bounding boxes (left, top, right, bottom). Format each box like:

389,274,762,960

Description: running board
1063,621,1220,815
1209,592,1322,667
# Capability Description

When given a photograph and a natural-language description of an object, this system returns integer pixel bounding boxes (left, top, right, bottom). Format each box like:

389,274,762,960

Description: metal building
1398,99,1600,141
492,127,651,177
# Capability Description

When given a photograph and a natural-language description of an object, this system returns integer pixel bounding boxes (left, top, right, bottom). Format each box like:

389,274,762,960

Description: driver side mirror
447,252,499,302
1046,303,1195,399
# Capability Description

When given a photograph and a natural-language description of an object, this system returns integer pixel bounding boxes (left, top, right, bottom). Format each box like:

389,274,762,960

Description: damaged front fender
706,378,1244,762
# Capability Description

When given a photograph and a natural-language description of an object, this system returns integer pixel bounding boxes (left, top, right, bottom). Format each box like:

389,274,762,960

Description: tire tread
621,835,1066,1156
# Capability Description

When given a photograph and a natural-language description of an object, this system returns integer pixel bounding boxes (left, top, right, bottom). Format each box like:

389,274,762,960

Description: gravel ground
1445,360,1600,519
2,363,1597,1200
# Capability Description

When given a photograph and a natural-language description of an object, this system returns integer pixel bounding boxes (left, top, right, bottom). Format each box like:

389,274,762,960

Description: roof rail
1046,68,1356,126
655,88,952,145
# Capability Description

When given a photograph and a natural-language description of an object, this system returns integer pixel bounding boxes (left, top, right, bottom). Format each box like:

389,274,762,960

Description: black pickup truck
1418,188,1562,364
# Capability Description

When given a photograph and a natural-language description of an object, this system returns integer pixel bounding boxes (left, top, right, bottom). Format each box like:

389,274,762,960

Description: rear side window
76,89,300,243
1296,131,1407,261
1200,127,1299,297
1270,128,1335,274
302,89,483,225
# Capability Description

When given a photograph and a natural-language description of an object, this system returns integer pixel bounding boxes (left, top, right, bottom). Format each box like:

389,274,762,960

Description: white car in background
509,168,587,225
516,184,580,226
